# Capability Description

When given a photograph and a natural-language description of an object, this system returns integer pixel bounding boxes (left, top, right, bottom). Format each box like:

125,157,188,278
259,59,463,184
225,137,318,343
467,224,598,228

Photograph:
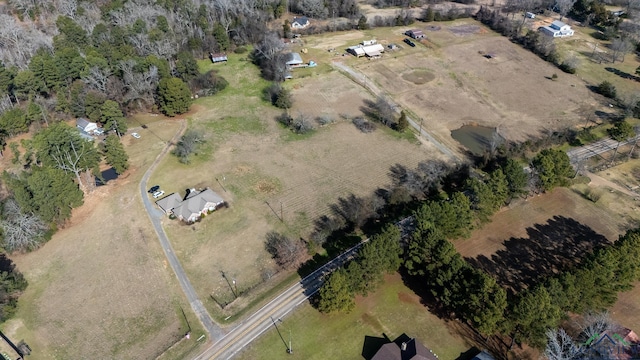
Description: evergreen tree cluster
317,224,403,313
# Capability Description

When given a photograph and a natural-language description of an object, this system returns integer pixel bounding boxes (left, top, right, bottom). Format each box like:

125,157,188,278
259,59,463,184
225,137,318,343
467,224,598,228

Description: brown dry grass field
1,120,207,359
292,20,599,157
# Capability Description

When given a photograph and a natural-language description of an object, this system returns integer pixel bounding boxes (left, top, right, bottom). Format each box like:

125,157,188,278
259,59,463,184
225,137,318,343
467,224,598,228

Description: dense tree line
312,146,626,354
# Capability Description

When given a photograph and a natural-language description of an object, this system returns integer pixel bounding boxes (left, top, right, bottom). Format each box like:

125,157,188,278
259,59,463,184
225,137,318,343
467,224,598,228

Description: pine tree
100,100,127,136
157,77,192,116
397,110,409,132
317,268,355,313
104,135,129,174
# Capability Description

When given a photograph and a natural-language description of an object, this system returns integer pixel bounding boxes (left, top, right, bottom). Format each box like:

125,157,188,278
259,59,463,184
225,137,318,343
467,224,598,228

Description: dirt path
331,61,461,162
584,170,640,199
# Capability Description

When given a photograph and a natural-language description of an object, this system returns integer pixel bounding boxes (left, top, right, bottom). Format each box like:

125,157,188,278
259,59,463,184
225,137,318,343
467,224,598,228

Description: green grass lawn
236,274,470,360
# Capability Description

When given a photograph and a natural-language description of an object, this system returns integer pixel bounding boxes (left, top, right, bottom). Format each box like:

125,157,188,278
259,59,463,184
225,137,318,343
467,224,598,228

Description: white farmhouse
539,20,574,37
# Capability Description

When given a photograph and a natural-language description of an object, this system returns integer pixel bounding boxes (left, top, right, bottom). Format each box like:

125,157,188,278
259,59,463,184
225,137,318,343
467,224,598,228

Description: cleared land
151,53,441,320
2,120,205,359
292,20,597,157
235,273,471,360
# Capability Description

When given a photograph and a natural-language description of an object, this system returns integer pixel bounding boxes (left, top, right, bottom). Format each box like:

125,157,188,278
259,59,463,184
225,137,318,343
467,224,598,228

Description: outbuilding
209,52,228,63
76,118,97,134
285,52,304,66
405,29,425,39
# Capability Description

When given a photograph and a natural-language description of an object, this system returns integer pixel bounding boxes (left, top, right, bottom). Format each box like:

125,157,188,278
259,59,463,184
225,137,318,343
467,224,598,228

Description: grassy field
2,120,210,359
147,49,442,322
236,273,471,360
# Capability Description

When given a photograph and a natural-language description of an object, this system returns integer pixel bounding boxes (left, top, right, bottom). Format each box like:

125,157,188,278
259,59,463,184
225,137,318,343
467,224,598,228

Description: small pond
95,167,119,186
451,125,501,156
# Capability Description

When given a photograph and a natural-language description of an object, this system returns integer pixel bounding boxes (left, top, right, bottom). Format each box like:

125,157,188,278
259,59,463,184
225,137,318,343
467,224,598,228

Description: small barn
363,44,385,57
291,16,310,29
405,29,425,39
209,52,228,63
76,118,97,134
285,52,304,66
347,46,366,57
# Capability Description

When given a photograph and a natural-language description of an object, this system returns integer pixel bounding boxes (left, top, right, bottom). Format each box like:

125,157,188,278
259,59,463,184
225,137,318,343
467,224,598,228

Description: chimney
401,342,407,351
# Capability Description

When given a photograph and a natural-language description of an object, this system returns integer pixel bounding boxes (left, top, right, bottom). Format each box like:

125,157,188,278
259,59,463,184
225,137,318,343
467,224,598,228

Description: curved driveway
138,121,225,340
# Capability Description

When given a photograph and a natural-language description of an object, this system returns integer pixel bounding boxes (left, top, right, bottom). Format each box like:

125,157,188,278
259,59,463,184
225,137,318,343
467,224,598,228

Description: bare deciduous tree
1,198,48,253
82,66,112,93
554,0,577,20
544,328,581,360
611,38,634,63
56,0,78,19
120,60,159,105
577,311,617,345
265,231,306,270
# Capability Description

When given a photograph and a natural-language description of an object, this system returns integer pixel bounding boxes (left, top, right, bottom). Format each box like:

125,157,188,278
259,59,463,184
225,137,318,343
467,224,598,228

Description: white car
132,132,141,139
152,190,165,199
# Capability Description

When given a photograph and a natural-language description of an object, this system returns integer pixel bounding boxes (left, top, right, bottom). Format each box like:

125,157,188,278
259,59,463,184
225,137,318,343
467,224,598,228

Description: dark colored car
403,38,416,47
148,185,160,193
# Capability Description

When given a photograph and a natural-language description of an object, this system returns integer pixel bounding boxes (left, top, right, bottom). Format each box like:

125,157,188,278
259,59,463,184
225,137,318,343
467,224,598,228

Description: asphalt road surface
193,240,368,360
138,121,225,341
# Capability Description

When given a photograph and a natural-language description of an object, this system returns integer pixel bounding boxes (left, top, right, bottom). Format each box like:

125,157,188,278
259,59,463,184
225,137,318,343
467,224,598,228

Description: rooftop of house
292,16,309,25
172,188,224,220
76,118,94,127
371,337,438,360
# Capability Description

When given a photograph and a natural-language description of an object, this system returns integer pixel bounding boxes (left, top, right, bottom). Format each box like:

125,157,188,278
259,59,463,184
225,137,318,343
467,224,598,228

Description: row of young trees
511,228,640,348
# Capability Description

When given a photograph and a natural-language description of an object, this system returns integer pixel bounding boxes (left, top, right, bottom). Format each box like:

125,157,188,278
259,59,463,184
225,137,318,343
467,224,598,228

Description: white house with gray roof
539,20,574,37
156,188,225,223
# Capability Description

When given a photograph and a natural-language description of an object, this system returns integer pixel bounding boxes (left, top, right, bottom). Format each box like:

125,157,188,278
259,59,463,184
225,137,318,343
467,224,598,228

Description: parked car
403,38,416,47
148,185,160,193
132,132,141,139
152,190,165,199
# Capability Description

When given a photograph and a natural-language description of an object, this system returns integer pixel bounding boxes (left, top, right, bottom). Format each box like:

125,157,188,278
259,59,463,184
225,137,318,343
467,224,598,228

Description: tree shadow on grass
465,215,609,294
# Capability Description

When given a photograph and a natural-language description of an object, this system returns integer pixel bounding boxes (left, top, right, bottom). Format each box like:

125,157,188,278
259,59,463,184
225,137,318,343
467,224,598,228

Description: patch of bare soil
401,69,436,85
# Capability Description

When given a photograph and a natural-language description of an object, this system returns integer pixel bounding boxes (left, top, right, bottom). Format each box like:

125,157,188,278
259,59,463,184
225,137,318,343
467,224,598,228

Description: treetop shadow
465,215,609,293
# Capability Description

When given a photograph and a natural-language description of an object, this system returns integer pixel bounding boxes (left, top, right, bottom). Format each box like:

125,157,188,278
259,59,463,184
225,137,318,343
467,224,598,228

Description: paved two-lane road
138,121,225,341
194,240,368,360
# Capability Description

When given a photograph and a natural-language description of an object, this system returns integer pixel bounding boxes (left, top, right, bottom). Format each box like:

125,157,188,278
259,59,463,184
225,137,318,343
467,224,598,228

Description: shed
347,46,366,57
405,29,425,39
76,118,97,134
363,44,385,57
361,39,377,46
285,52,304,66
209,52,228,63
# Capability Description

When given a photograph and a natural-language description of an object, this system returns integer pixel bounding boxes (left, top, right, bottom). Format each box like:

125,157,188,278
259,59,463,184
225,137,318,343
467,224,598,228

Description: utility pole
288,329,293,354
280,202,284,223
419,118,423,136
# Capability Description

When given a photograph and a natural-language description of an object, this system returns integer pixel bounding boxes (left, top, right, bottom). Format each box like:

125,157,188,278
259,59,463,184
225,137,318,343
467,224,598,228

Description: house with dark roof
291,16,310,29
405,29,425,39
155,188,225,223
370,337,438,360
76,118,98,134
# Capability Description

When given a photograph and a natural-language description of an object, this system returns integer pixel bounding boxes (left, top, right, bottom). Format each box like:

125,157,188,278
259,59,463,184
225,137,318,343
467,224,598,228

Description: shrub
316,114,335,126
190,70,228,97
353,117,376,133
596,81,617,99
234,46,248,54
